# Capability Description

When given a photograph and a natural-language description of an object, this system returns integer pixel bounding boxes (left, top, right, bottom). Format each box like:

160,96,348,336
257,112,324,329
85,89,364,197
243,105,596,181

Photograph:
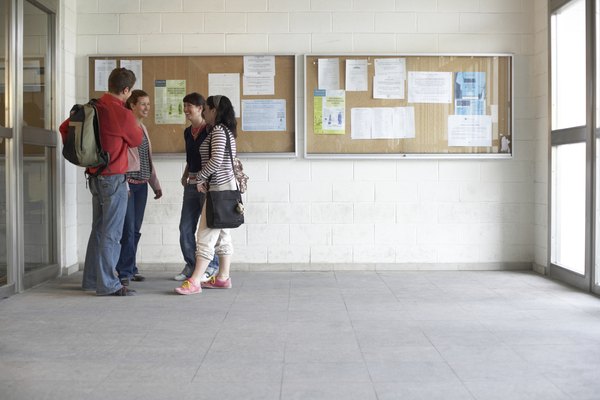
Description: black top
184,125,209,173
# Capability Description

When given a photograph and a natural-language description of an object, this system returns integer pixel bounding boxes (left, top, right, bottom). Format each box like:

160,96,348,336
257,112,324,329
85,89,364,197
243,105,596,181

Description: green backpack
62,99,109,176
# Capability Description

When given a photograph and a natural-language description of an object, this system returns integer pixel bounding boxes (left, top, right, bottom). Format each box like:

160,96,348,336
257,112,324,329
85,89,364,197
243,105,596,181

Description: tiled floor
1,270,600,400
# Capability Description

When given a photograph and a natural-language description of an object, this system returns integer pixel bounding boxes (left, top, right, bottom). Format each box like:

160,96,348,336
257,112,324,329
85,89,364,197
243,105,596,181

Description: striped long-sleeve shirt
197,123,236,187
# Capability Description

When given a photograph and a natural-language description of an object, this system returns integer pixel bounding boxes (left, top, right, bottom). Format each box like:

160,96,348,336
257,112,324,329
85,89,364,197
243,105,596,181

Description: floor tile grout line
335,270,381,400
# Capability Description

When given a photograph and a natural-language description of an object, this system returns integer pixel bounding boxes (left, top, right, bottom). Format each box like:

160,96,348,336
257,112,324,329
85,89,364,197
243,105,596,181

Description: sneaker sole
174,288,201,295
201,285,231,289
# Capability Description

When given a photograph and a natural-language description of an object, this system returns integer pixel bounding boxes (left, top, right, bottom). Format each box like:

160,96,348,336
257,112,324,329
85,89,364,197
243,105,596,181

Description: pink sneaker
201,276,232,289
175,279,202,295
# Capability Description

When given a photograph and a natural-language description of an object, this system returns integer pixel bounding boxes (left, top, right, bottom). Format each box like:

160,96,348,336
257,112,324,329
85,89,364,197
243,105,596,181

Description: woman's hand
154,189,163,200
196,181,208,193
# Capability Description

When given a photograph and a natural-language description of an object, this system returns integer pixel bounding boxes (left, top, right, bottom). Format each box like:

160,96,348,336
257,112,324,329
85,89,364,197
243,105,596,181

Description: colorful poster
455,72,486,115
321,90,345,135
154,79,186,125
313,89,325,134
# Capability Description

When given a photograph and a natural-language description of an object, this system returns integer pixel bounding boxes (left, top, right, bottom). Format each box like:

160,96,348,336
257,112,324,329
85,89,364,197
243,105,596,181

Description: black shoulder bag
205,128,245,229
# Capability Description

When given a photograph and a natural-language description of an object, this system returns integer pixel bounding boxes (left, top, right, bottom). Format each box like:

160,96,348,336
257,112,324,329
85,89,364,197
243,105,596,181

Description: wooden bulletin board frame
89,55,297,157
304,53,513,159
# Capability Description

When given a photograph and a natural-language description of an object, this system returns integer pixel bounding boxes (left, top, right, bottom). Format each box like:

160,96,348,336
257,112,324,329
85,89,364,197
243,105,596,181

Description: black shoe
132,274,146,282
120,277,130,286
110,286,136,296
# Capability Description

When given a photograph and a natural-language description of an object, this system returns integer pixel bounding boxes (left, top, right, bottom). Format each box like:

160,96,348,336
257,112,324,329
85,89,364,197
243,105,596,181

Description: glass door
549,0,592,290
595,0,600,295
0,0,9,293
21,0,57,287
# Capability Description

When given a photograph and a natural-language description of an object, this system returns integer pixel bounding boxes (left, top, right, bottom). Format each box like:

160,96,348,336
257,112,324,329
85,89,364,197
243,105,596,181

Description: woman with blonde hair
116,89,161,285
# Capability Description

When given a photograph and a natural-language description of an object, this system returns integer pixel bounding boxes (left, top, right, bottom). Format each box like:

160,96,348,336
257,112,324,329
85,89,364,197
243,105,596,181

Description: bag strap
223,126,240,192
208,124,239,191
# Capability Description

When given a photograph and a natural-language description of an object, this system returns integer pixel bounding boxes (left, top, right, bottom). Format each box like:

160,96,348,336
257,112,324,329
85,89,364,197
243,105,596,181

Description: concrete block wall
62,0,544,270
60,0,80,269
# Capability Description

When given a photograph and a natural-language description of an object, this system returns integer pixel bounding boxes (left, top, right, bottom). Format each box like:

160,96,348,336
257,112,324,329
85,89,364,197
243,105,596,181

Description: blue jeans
179,184,219,277
82,174,128,295
116,182,148,279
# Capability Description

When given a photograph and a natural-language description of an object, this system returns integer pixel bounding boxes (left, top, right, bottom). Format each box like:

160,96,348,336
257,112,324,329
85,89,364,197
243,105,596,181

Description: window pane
551,0,586,130
597,137,600,285
0,0,5,128
0,139,5,286
22,1,54,275
22,1,47,129
23,147,51,271
597,0,600,128
0,0,6,286
551,143,586,274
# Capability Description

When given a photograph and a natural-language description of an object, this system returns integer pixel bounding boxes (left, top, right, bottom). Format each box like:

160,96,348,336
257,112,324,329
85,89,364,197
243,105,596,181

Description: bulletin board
88,55,296,156
304,54,513,158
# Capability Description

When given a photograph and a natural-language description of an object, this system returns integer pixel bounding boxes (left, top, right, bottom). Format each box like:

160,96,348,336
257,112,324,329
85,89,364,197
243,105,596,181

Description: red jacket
59,93,142,175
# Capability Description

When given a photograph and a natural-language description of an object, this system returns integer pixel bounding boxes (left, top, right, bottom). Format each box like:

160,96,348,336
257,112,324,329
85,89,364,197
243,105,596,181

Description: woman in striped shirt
176,95,237,295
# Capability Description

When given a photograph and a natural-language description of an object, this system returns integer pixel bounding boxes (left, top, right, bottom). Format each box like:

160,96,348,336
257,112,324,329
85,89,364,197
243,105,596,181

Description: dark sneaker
132,274,146,282
110,286,136,296
120,277,130,286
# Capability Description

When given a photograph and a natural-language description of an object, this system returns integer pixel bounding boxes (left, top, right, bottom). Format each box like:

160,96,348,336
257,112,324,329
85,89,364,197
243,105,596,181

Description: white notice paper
351,108,373,139
373,75,404,99
208,73,241,118
318,58,340,90
374,58,406,80
408,71,453,104
352,107,415,139
448,115,492,147
120,60,143,90
372,107,415,139
95,59,117,91
244,55,275,76
242,99,286,131
243,75,274,95
373,58,405,99
345,59,368,92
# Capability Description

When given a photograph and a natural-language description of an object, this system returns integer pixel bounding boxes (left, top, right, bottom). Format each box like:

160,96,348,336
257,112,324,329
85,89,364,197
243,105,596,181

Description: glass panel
23,146,51,271
0,139,5,286
22,1,53,275
597,136,600,286
0,0,6,286
551,0,586,130
22,1,47,129
551,143,586,274
0,0,5,128
597,0,600,129
596,0,600,288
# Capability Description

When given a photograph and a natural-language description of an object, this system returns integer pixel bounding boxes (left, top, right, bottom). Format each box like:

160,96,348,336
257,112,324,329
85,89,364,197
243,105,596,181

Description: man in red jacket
60,68,142,296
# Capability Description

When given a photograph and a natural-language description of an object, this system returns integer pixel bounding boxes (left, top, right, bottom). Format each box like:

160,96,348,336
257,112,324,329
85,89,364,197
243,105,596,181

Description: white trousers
195,179,235,261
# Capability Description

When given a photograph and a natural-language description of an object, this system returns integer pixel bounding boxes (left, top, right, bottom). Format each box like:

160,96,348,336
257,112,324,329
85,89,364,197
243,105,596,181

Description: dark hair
126,89,149,110
182,92,206,107
108,67,136,95
206,95,237,137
